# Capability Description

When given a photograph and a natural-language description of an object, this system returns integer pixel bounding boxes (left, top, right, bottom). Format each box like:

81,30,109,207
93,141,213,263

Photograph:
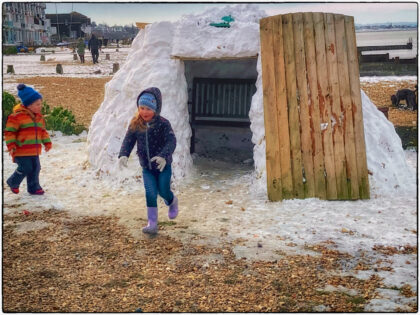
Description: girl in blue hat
118,87,178,235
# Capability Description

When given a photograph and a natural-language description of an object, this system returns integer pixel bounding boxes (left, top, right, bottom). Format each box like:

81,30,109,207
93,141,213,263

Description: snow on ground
360,75,417,83
2,46,130,78
2,128,417,311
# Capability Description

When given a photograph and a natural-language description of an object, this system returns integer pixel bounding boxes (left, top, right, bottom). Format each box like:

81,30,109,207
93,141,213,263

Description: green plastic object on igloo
209,15,235,28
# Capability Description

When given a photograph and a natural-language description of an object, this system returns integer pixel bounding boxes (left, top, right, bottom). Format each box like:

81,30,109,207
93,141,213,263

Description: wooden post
324,13,349,199
272,16,294,199
282,14,304,198
334,14,359,199
292,13,315,198
260,17,283,201
344,15,370,199
106,53,110,60
56,64,63,74
303,12,327,199
313,12,338,199
6,65,14,74
40,54,45,61
113,63,119,73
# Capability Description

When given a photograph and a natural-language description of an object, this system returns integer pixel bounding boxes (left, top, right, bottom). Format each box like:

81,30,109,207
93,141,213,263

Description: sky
45,2,418,26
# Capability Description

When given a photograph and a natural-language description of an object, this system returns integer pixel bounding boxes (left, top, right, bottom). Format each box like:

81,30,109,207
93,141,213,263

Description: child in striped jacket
4,84,52,195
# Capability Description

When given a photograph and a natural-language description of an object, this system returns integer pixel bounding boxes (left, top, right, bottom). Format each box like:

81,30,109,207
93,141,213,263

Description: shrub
2,91,17,129
42,102,86,135
3,46,18,55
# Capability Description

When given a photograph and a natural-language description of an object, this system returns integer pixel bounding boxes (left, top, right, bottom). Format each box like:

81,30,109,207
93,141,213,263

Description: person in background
5,84,52,195
77,37,85,63
88,34,101,64
118,87,179,235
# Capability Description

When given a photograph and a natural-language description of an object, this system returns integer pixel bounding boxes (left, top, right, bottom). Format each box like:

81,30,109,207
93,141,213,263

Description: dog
391,88,417,111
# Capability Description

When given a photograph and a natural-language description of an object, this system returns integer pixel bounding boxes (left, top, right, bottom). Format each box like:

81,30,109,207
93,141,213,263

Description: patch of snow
365,298,414,312
3,47,131,78
360,76,417,83
14,220,52,234
318,284,359,296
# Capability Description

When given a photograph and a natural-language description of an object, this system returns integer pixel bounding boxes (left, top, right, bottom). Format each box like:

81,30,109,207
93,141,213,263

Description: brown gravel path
4,209,410,313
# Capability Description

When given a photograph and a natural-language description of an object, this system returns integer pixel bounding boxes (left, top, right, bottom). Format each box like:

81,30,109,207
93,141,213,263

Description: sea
355,30,418,59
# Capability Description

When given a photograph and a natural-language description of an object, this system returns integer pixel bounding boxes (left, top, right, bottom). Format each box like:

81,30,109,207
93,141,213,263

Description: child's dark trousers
7,156,42,193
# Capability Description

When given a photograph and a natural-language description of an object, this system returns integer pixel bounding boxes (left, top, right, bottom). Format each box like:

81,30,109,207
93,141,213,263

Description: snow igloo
87,4,415,197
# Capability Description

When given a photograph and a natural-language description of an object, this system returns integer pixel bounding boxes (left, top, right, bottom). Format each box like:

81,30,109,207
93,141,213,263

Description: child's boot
6,179,19,194
168,196,178,220
142,207,158,234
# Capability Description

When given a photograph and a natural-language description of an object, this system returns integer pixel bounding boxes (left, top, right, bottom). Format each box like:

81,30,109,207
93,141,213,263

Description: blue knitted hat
137,92,157,112
17,84,42,107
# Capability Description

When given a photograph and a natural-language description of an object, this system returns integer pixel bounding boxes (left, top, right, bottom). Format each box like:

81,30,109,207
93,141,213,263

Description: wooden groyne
357,40,413,53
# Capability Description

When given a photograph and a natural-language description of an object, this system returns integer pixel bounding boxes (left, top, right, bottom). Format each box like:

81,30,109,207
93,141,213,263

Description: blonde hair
129,111,147,132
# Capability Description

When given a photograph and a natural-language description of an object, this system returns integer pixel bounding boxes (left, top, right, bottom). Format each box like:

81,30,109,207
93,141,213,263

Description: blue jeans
7,156,42,193
142,164,174,207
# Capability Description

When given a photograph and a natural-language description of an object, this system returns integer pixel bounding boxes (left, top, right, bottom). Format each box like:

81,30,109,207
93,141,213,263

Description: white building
2,2,52,45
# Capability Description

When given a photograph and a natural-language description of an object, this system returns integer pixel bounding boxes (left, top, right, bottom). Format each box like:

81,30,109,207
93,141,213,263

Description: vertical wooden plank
313,12,338,199
282,14,305,198
259,17,283,201
272,15,294,199
303,12,327,200
324,13,349,199
344,15,370,199
292,13,315,198
334,14,359,199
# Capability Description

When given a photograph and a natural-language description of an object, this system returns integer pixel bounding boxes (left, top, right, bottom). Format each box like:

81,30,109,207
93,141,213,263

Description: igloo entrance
183,58,257,165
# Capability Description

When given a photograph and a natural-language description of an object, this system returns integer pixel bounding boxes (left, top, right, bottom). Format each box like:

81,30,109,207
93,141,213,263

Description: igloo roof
171,4,267,59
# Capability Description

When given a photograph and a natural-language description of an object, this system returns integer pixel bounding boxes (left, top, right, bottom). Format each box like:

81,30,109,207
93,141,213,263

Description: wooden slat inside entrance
260,12,370,201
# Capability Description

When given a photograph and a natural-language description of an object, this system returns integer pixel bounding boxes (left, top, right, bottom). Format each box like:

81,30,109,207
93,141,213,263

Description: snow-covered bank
2,47,130,78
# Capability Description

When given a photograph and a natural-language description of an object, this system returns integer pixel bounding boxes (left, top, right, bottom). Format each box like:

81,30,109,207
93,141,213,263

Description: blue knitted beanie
17,84,42,107
137,92,157,112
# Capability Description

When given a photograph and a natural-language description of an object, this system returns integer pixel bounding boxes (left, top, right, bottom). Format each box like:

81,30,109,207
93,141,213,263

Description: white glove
119,156,128,169
151,156,166,172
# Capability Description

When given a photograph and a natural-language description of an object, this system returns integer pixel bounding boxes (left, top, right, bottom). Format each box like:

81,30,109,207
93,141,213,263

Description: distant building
2,2,52,45
46,11,91,42
91,23,139,43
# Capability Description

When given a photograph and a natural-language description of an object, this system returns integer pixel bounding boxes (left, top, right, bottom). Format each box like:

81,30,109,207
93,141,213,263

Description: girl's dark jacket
118,87,176,171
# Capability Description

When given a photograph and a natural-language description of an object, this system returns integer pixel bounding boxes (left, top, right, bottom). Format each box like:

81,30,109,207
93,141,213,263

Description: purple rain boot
142,207,158,234
168,196,178,220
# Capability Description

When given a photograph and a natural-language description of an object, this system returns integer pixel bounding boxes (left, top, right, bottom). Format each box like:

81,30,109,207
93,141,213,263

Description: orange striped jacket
4,104,52,157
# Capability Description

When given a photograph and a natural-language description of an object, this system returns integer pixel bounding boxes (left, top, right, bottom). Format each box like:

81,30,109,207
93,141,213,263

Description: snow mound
87,21,193,182
87,4,414,198
361,90,416,196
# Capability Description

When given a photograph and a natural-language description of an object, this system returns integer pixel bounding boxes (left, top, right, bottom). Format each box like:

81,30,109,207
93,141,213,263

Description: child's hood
13,104,27,113
137,87,162,115
13,103,37,119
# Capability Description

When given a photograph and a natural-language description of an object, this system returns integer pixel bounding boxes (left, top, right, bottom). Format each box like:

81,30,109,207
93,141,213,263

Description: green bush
42,102,86,135
2,91,17,129
3,46,18,55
